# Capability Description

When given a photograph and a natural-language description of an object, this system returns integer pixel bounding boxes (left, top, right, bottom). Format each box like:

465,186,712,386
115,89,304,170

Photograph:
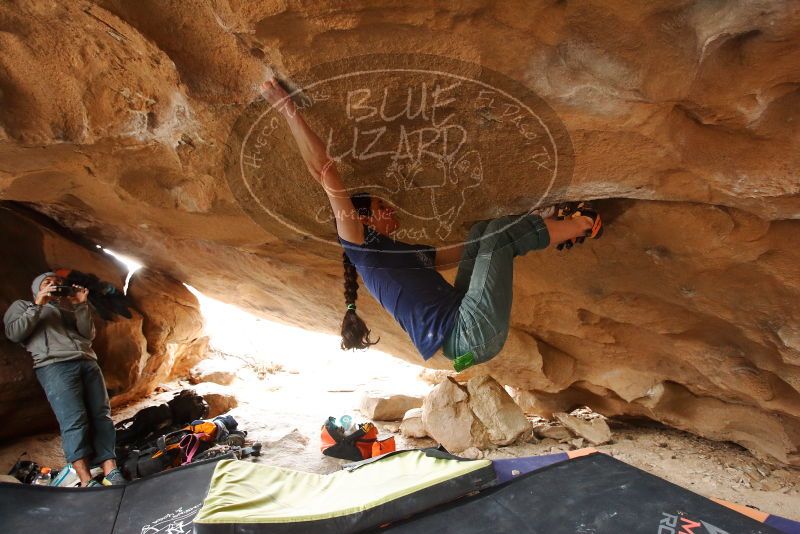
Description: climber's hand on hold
260,74,295,115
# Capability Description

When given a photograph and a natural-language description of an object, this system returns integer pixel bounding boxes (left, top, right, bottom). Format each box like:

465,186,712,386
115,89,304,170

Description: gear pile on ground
114,389,261,481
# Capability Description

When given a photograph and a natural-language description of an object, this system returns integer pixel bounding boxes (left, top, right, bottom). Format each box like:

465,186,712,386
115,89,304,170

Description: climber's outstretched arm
260,78,363,244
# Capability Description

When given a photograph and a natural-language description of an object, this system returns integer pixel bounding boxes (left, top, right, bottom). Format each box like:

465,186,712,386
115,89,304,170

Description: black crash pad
0,454,232,534
381,452,781,534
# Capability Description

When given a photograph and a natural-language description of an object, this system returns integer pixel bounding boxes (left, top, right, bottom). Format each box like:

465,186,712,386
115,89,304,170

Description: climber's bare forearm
264,79,334,182
282,114,350,201
281,106,331,179
262,78,362,242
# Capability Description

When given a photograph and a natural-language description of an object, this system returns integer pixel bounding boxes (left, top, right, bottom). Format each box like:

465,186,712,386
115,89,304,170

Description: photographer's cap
31,272,56,298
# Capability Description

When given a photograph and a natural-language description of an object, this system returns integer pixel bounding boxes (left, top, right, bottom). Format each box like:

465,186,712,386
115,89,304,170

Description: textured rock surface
359,392,423,421
0,1,799,463
0,206,206,439
533,423,572,442
466,376,531,446
555,412,612,445
127,269,208,385
400,408,427,439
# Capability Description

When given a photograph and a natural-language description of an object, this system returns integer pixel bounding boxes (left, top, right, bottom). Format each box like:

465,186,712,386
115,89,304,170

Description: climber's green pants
442,215,550,370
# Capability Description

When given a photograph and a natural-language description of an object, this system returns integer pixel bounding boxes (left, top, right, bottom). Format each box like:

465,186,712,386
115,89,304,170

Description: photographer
3,272,126,487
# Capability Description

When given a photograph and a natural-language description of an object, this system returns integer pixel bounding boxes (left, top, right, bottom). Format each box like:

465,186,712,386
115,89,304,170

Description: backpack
115,390,208,448
167,389,209,425
115,403,172,447
320,418,396,461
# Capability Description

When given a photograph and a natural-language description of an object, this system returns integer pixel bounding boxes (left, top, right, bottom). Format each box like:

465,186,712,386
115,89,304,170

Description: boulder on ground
422,378,490,452
192,382,238,418
570,437,585,449
207,371,236,386
360,392,423,421
400,408,428,438
460,447,484,460
421,375,530,452
189,356,244,386
555,412,612,445
534,423,572,441
203,393,238,418
466,375,531,446
190,369,237,386
380,422,400,433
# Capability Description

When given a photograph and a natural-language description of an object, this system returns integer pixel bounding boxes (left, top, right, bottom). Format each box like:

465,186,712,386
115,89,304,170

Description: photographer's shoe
102,468,127,486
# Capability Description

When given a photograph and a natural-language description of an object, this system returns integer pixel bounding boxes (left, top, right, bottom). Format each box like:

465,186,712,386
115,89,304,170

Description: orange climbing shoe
554,201,603,250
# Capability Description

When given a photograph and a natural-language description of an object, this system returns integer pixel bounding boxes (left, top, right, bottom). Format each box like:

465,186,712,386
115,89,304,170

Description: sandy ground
2,297,798,522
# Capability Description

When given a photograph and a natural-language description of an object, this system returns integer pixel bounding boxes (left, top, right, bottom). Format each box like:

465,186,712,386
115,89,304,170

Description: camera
51,285,75,297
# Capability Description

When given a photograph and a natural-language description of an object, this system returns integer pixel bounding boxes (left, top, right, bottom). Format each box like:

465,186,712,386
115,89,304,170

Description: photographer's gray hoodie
3,272,97,368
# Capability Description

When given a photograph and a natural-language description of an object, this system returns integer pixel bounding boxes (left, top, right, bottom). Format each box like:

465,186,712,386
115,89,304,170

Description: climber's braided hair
341,192,379,350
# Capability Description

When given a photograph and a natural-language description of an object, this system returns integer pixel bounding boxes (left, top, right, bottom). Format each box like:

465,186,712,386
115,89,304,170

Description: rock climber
259,77,603,371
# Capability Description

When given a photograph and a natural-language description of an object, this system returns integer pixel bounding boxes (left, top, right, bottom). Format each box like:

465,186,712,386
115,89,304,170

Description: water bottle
34,467,52,486
51,463,80,487
338,415,354,434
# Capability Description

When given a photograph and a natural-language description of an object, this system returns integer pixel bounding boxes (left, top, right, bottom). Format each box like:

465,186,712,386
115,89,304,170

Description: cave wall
0,1,798,463
0,205,206,439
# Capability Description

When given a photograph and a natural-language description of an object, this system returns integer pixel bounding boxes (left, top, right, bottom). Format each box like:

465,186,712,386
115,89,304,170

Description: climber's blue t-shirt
339,230,462,360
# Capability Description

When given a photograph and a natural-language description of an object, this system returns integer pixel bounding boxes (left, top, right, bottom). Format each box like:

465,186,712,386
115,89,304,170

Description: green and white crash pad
193,449,496,533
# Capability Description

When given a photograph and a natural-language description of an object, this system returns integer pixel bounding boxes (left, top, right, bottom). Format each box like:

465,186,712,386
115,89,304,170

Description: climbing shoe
554,201,603,250
101,468,127,486
85,479,102,488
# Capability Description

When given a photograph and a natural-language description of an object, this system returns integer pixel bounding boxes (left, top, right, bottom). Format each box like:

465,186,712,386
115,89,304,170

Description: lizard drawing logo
226,53,573,252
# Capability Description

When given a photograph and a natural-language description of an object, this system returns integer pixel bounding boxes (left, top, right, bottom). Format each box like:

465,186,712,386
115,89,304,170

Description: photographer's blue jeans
443,214,550,367
35,359,116,464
